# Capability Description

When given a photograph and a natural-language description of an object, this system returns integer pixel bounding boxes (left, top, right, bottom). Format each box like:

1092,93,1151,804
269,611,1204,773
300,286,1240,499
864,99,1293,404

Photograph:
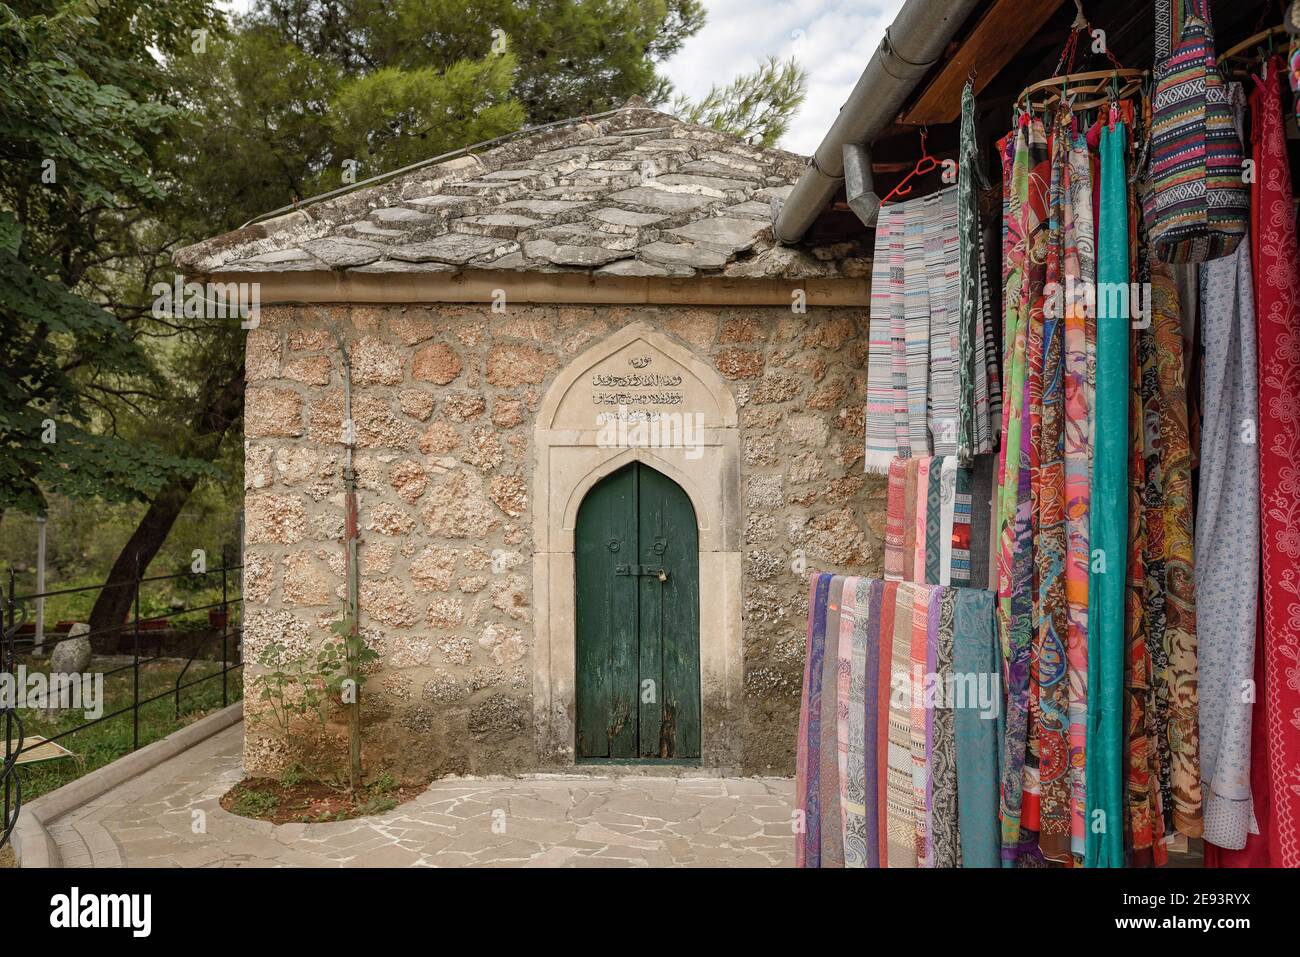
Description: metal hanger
879,128,940,207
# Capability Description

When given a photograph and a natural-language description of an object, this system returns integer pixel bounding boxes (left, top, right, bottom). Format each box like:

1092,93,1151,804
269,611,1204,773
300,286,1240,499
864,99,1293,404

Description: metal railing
1,555,243,850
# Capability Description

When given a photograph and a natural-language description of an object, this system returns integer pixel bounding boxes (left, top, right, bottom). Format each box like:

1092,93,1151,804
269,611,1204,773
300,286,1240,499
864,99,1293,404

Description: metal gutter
771,0,983,243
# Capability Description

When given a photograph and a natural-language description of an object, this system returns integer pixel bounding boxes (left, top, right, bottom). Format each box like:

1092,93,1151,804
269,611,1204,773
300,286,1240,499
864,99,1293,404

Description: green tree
0,0,221,518
671,56,808,148
254,0,707,123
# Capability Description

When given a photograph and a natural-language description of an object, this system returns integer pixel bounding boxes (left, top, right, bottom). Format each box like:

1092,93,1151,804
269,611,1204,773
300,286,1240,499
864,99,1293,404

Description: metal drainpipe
771,0,983,243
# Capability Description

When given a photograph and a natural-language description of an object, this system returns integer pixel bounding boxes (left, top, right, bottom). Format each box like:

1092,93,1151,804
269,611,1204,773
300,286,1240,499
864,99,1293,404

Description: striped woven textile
950,464,974,587
876,580,901,865
844,578,878,867
939,456,958,586
925,189,961,456
819,576,846,868
864,186,979,472
904,199,934,456
796,578,1003,867
910,584,933,863
888,582,920,867
837,577,864,866
795,572,833,867
866,205,904,472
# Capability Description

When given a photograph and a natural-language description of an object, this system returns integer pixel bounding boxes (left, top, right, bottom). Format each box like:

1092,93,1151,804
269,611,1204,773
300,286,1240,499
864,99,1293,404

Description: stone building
176,101,881,780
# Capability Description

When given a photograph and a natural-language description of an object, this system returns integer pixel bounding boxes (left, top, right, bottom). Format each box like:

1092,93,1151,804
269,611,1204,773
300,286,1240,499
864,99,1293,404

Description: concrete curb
12,701,243,868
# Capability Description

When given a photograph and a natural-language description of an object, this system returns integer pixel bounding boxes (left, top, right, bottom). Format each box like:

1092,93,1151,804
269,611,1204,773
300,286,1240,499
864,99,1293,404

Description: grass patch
8,656,242,804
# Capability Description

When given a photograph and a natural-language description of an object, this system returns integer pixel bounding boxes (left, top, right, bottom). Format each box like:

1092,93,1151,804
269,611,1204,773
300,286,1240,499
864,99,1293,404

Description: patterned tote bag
1145,0,1248,263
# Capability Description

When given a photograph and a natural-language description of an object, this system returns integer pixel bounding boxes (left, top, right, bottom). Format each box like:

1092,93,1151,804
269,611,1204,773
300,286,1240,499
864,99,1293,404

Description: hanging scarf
910,583,933,863
795,572,833,867
967,456,996,590
819,576,846,867
1250,61,1300,869
885,457,908,580
951,466,974,587
924,458,944,583
996,117,1038,864
926,190,961,457
915,457,932,582
1085,117,1128,868
998,114,1051,864
939,456,958,585
876,580,901,866
955,588,1003,867
903,457,920,581
981,231,1004,441
888,581,920,867
1196,84,1260,855
931,586,961,867
958,79,994,461
1063,134,1095,859
866,205,905,472
837,576,864,867
1146,259,1202,840
1126,224,1167,867
859,578,885,867
1034,109,1073,863
904,198,934,458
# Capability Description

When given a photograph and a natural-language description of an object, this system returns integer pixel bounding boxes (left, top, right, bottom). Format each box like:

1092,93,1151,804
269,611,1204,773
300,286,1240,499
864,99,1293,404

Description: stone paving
44,725,795,867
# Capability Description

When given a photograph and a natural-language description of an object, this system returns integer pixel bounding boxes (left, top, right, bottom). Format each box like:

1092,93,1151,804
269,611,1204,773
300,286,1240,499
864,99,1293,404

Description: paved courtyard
42,725,795,867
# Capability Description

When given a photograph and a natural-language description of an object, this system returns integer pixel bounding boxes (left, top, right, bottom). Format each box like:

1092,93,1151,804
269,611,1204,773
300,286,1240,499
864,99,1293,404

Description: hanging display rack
1020,69,1148,112
1017,0,1145,113
1220,25,1290,76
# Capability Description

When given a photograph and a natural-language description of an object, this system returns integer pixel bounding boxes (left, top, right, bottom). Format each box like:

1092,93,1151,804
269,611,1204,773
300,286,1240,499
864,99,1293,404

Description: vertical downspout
331,322,363,792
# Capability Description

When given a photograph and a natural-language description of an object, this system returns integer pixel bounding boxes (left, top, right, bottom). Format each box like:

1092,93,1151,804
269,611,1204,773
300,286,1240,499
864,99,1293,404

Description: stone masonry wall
240,300,886,781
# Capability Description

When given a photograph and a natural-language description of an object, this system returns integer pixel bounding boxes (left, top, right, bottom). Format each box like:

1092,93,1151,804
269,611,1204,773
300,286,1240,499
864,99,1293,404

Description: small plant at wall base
233,628,412,824
326,611,380,793
247,623,377,789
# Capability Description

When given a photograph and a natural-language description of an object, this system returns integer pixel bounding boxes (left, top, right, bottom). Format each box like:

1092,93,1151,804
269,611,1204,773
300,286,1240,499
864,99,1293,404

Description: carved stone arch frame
531,321,742,768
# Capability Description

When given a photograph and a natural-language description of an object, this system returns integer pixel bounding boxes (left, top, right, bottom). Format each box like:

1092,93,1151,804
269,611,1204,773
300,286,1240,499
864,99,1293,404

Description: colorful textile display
1247,60,1300,869
887,454,993,589
796,573,1002,868
866,186,988,472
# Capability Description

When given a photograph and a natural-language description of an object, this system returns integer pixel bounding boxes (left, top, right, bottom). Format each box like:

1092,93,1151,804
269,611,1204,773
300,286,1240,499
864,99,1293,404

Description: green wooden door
575,462,700,760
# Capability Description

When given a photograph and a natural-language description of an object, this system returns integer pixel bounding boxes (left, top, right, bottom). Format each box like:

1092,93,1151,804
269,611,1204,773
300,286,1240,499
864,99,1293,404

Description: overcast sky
217,0,905,155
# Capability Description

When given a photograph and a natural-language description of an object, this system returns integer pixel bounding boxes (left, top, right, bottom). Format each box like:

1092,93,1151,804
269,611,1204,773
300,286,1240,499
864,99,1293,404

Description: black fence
1,556,243,850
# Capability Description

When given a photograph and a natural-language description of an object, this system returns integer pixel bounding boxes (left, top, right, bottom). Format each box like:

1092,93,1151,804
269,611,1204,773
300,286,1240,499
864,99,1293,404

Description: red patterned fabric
1249,61,1300,869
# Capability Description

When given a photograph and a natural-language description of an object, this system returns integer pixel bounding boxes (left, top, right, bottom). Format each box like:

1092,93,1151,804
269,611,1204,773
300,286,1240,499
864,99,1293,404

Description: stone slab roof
174,103,871,281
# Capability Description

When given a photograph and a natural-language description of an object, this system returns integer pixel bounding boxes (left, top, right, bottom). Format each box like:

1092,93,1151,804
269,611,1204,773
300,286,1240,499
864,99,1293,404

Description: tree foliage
0,0,222,515
1,0,808,526
671,56,808,148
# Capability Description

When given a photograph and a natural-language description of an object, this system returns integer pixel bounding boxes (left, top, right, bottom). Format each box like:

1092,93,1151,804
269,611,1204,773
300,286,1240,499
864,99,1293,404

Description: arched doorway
574,462,700,761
